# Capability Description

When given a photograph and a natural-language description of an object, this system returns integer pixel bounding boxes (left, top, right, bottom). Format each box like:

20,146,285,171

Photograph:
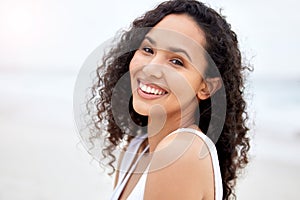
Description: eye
170,58,184,67
142,47,154,54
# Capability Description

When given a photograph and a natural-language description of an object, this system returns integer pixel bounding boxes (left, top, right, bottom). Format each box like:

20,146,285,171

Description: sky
0,0,299,78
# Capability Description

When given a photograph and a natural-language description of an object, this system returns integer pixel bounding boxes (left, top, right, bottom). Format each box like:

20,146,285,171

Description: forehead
152,14,207,48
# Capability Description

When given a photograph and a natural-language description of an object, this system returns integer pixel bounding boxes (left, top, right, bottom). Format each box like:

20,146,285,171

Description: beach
0,70,299,199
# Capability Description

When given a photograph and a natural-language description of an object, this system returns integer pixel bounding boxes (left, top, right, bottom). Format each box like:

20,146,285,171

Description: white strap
118,135,147,185
111,142,149,200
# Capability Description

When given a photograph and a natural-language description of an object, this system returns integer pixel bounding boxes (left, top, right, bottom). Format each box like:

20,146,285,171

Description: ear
197,77,222,100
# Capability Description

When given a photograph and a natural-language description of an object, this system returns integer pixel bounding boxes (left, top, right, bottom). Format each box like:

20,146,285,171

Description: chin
132,99,149,116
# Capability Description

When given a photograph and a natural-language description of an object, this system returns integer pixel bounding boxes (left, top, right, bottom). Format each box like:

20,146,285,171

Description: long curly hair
87,0,252,199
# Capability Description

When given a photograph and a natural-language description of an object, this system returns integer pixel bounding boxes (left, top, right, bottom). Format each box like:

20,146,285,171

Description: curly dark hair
87,0,252,199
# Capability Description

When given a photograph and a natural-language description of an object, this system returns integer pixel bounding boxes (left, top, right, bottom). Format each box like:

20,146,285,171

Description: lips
137,80,168,99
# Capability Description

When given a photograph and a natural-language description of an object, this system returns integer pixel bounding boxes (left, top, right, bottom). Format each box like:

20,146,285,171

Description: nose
142,55,164,79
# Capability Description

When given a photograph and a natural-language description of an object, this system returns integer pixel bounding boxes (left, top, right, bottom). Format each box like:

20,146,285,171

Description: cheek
129,51,144,71
129,55,140,81
129,56,137,71
167,70,202,101
166,71,192,96
188,73,203,90
129,53,144,85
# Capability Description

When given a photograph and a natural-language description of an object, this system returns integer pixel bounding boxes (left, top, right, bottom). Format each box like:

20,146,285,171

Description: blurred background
0,0,300,199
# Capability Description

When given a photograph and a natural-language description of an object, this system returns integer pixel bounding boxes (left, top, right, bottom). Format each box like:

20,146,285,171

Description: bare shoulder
145,131,215,200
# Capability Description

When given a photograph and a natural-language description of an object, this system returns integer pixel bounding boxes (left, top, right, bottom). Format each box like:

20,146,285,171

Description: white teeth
139,81,166,95
141,84,147,92
146,86,151,93
150,88,155,94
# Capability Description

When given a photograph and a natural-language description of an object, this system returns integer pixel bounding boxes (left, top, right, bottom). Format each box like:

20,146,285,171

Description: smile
137,80,168,99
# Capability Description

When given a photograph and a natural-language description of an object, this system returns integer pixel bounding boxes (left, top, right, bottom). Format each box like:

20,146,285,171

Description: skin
117,14,222,200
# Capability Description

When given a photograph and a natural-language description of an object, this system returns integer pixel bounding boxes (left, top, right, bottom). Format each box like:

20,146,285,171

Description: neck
146,110,197,153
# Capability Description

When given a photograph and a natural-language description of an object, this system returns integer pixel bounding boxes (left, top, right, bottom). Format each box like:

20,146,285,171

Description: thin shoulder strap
111,135,149,200
169,128,223,200
117,135,147,184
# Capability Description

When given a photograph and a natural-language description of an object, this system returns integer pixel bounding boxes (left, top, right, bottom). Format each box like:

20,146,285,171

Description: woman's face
130,14,208,119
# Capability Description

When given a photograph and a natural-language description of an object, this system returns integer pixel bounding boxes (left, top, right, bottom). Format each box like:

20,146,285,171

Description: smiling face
129,14,209,123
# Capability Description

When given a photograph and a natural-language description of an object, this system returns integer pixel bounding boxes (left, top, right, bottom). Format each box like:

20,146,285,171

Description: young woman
87,0,251,199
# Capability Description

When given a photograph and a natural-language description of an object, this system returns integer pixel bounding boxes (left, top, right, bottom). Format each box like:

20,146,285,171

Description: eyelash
142,47,154,54
141,46,184,67
170,59,184,66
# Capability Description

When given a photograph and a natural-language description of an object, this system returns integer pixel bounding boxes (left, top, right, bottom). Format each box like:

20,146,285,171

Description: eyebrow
144,36,192,62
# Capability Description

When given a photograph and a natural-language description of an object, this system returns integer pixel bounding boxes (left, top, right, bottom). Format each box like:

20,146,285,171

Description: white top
110,128,223,200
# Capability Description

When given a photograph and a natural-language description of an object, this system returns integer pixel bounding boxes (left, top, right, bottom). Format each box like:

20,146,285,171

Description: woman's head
129,14,222,122
89,1,252,199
